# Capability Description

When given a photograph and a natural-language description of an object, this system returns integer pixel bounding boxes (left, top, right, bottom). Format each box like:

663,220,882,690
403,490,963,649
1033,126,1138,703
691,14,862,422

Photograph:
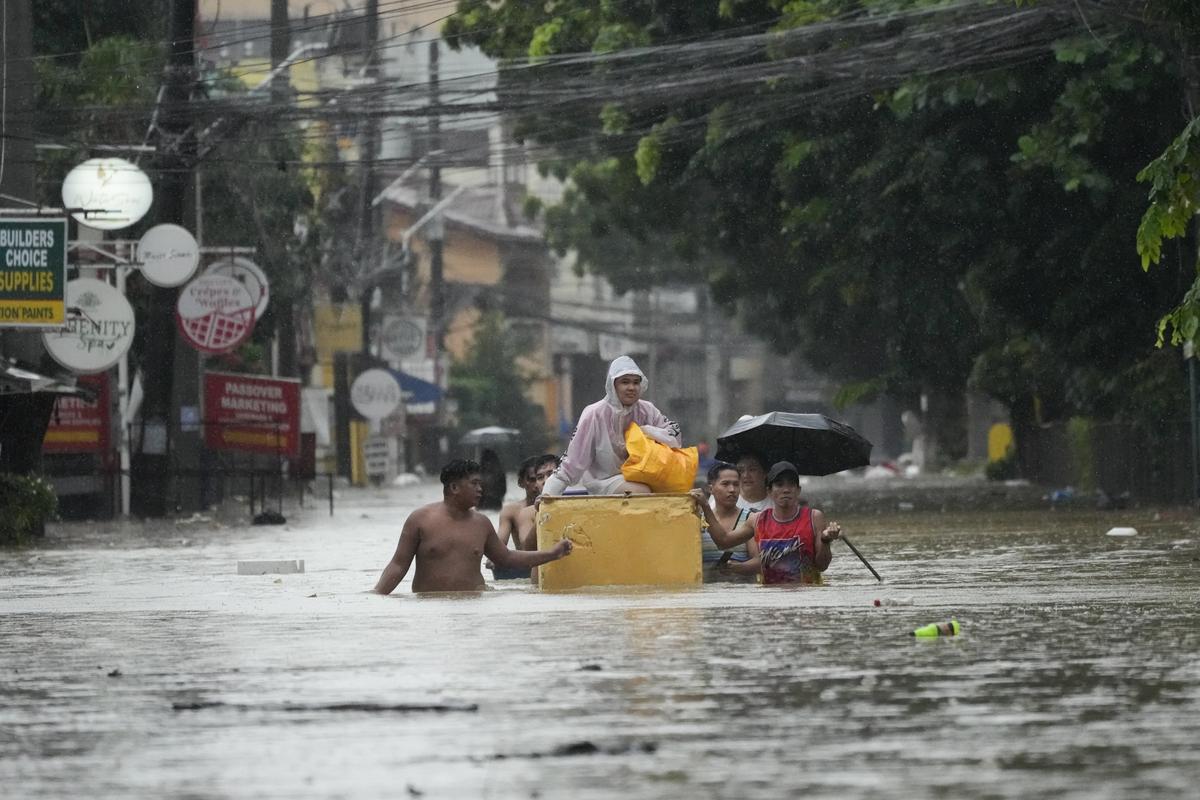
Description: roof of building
378,182,544,244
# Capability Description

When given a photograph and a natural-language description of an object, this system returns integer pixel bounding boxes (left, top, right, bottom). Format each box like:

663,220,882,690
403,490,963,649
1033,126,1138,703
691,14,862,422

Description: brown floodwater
2,482,1198,799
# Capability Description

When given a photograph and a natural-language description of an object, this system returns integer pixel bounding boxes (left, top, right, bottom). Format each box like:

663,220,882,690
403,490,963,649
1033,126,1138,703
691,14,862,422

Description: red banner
203,371,301,458
43,373,110,456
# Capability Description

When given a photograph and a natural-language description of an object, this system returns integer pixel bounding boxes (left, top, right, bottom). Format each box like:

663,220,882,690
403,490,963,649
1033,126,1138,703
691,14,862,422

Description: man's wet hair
517,455,541,484
440,459,480,489
517,453,560,485
736,452,769,472
707,461,740,484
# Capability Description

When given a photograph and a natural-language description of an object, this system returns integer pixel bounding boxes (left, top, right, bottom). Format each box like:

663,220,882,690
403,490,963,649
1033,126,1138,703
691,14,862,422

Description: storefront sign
139,223,200,287
205,256,269,320
61,158,153,231
43,373,111,454
203,371,301,457
380,315,426,360
0,217,67,327
351,368,402,420
176,274,256,354
42,278,135,373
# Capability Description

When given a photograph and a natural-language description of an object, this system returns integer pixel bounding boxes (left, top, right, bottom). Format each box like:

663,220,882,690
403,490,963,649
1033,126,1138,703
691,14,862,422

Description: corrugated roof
378,183,544,243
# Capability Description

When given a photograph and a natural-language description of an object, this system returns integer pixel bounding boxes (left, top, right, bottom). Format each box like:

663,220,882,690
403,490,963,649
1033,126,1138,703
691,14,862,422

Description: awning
0,361,93,400
389,369,441,405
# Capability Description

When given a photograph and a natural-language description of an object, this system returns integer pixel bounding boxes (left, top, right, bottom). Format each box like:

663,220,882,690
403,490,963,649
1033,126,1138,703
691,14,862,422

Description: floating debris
171,700,479,713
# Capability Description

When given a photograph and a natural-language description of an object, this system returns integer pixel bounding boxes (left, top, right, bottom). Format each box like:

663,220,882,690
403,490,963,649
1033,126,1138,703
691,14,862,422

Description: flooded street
3,481,1199,799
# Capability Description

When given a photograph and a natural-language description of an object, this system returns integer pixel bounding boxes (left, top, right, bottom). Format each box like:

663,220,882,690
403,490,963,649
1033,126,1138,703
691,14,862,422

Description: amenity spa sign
0,218,67,327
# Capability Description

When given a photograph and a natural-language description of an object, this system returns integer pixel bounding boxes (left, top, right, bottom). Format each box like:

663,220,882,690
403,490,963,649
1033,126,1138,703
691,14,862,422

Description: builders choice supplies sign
203,372,301,458
0,218,67,327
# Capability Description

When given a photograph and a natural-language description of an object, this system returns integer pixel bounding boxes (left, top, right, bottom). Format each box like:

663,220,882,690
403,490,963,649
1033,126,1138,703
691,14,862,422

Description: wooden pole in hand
839,535,882,582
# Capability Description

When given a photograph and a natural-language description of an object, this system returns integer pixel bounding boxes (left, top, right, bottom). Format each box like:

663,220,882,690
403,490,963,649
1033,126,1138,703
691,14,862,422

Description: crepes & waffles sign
175,274,257,354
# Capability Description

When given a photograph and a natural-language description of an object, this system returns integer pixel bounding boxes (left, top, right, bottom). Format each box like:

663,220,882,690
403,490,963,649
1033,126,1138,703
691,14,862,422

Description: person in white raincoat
542,356,681,496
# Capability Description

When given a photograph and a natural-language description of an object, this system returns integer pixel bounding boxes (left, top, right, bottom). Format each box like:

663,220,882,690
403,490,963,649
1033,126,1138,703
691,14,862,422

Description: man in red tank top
692,461,842,585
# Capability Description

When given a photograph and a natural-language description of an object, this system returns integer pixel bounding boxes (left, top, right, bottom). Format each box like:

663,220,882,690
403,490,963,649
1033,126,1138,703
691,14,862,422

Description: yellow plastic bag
621,422,699,493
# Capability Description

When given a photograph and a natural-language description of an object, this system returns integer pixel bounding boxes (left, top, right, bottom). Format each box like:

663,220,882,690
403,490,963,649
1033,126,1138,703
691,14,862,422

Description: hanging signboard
203,371,301,458
205,256,269,320
380,315,426,361
138,223,200,288
42,278,136,373
43,373,111,454
61,158,153,231
351,368,402,420
0,217,67,328
176,274,256,354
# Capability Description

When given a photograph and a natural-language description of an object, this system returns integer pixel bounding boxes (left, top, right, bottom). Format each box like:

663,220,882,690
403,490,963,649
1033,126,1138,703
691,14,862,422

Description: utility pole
356,0,380,355
133,0,195,516
428,40,445,359
270,0,298,378
427,39,447,458
0,0,52,479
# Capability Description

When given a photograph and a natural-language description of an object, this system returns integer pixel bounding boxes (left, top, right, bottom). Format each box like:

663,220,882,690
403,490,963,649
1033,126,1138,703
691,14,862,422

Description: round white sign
381,317,425,359
61,158,153,232
175,274,256,354
138,223,199,287
205,256,269,320
351,368,402,420
43,278,136,374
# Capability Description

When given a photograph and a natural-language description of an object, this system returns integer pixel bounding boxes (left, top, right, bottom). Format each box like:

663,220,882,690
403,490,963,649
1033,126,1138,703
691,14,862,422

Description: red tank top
754,505,820,585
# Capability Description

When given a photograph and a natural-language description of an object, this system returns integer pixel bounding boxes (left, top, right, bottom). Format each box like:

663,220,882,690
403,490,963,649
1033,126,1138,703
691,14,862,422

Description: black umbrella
714,412,873,476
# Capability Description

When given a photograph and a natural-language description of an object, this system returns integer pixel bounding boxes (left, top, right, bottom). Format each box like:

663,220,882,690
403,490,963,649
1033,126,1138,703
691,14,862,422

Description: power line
20,0,1114,174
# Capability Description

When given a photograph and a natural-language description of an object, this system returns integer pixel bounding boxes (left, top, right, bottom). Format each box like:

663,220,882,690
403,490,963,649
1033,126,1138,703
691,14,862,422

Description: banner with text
0,218,67,327
43,373,111,456
203,371,301,458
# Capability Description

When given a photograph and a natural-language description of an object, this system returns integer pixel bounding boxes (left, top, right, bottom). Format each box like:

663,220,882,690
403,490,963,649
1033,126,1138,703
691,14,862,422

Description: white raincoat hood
604,356,647,411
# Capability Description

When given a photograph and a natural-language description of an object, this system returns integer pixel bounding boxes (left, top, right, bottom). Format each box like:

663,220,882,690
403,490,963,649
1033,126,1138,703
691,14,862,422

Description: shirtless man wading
373,459,573,594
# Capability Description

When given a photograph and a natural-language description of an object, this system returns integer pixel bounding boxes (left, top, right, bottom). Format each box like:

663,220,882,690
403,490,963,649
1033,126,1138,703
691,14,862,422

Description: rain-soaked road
2,479,1199,799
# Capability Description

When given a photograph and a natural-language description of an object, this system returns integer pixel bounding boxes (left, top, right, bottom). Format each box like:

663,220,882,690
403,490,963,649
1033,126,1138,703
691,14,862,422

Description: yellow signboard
313,303,362,388
0,219,67,328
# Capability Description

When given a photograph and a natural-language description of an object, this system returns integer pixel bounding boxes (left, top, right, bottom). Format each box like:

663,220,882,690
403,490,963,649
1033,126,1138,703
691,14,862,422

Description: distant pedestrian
497,453,558,552
477,448,506,510
692,461,841,586
700,462,759,582
373,459,572,594
735,452,773,513
541,355,681,496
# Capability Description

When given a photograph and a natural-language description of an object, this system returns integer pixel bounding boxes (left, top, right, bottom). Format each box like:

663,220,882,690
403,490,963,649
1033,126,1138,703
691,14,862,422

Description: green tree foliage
0,473,57,544
33,0,166,58
1021,1,1200,351
34,19,348,379
449,312,551,453
448,0,1189,441
35,35,164,203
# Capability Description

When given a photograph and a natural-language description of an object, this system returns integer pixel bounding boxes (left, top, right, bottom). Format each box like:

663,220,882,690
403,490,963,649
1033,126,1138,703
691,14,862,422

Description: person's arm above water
373,511,421,594
639,403,681,448
484,530,573,569
515,504,538,551
690,489,756,549
496,502,519,548
542,408,600,496
723,537,761,577
811,508,841,572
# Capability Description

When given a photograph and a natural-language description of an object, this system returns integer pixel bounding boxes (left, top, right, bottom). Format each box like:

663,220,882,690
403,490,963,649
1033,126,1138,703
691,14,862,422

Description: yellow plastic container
535,494,703,591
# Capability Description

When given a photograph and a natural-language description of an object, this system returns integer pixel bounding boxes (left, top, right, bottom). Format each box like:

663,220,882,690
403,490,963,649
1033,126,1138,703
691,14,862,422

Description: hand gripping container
536,494,703,591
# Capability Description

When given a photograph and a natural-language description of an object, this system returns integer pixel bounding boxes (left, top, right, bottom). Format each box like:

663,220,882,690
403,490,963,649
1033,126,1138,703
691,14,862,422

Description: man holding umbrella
692,461,842,585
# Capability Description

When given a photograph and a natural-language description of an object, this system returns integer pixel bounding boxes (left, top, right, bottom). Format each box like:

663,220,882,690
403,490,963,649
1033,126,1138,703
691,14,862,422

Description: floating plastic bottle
911,620,961,637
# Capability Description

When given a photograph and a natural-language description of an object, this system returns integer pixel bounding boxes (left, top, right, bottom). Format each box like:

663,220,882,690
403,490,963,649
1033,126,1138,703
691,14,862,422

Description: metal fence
1018,419,1194,505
